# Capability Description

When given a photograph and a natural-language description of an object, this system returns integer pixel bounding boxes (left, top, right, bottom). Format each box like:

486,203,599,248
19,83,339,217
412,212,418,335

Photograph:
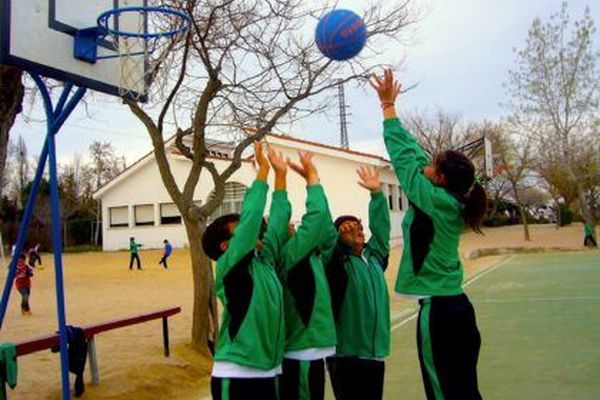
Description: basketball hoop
76,6,191,101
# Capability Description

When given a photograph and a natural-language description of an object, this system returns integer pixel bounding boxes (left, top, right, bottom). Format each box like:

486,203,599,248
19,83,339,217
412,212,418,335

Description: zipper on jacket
366,252,378,356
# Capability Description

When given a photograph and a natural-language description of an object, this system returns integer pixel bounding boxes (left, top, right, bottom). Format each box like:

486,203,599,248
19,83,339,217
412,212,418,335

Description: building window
109,206,128,228
397,185,404,211
160,203,182,225
134,204,154,226
388,184,394,211
208,182,247,220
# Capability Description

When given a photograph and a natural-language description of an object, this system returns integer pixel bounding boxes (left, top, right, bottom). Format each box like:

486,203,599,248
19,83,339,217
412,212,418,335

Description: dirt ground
0,223,592,399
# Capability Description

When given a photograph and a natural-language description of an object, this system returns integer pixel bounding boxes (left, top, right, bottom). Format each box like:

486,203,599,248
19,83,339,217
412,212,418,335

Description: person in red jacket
15,253,34,316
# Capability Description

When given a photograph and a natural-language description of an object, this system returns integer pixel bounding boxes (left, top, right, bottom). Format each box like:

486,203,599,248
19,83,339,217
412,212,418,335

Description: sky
8,0,600,166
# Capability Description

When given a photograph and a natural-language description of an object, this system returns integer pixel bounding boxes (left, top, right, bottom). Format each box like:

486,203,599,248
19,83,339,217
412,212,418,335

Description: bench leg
87,337,100,385
162,317,170,357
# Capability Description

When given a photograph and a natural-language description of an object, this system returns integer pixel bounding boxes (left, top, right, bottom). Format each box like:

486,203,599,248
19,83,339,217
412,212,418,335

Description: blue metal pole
53,84,73,119
47,85,85,400
0,75,86,400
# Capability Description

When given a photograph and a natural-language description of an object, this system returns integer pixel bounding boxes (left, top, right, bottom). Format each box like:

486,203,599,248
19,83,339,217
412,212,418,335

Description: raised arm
371,68,440,215
280,151,327,273
260,147,292,267
216,142,269,279
357,166,390,267
318,189,339,266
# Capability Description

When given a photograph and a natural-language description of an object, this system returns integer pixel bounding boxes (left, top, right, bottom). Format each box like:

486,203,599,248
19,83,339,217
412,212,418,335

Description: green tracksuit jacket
383,117,465,296
328,191,391,358
278,184,337,353
214,179,289,370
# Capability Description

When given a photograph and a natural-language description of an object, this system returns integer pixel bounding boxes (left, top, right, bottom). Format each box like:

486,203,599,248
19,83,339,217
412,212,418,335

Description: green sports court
378,252,600,399
195,248,600,400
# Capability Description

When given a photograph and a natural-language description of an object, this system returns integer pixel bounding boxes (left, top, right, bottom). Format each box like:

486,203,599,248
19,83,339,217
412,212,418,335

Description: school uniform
383,117,483,400
128,241,142,270
326,191,391,400
277,184,337,400
211,180,289,400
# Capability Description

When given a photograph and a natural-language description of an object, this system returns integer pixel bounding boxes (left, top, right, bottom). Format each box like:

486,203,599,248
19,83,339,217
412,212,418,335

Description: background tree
505,3,600,228
0,66,24,193
124,0,419,356
12,136,30,209
404,107,484,158
86,141,126,245
495,127,535,241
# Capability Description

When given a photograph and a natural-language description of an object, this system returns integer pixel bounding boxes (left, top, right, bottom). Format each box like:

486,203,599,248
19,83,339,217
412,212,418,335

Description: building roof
93,131,391,199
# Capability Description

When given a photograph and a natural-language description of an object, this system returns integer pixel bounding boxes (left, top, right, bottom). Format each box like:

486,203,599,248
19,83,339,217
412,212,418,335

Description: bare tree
13,136,30,209
87,141,126,245
403,107,484,158
481,123,513,217
124,0,419,356
505,3,600,228
0,66,24,193
495,130,535,241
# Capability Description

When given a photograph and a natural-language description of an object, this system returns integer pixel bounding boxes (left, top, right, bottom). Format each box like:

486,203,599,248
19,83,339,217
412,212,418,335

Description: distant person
128,237,143,270
15,253,33,316
28,243,42,268
583,223,597,248
159,239,172,269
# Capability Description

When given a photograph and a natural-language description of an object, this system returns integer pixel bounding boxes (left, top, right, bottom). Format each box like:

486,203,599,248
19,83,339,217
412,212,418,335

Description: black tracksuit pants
327,357,385,400
417,294,483,400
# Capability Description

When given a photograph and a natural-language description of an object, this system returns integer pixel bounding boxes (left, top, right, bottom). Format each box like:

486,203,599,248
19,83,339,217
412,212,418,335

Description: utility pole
337,79,349,149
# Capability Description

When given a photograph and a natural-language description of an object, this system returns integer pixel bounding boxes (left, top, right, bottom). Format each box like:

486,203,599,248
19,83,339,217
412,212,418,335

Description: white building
93,133,407,251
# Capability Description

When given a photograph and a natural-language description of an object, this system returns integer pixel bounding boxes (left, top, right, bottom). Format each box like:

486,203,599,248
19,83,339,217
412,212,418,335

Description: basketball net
107,10,187,101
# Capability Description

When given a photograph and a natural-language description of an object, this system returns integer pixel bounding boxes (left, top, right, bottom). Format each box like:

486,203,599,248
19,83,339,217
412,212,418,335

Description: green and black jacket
383,118,465,296
327,191,391,358
214,179,289,370
278,184,338,353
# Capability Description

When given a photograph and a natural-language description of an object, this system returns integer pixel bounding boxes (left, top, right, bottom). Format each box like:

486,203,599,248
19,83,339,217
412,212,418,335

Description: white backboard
0,0,147,100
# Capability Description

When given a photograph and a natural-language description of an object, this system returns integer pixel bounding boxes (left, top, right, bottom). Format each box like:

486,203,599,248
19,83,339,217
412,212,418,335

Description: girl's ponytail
463,182,487,234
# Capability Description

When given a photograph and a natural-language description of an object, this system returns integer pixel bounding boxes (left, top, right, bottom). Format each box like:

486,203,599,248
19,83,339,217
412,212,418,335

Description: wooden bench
14,306,181,385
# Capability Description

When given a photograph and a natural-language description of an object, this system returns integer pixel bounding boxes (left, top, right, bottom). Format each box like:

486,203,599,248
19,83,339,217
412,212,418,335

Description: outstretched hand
254,141,269,170
287,151,319,185
254,141,269,181
267,147,287,175
357,166,382,192
369,68,401,105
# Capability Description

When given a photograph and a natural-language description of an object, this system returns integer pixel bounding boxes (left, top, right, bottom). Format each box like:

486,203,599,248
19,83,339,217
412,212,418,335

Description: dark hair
435,150,488,233
334,215,360,231
202,214,240,261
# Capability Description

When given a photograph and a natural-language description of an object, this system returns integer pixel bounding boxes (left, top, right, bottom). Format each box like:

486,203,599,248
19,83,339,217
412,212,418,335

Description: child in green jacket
372,68,487,400
277,151,338,400
326,166,391,400
202,142,289,400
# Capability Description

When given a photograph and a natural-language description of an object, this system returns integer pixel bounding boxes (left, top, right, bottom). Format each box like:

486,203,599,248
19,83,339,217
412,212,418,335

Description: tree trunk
575,181,595,227
0,66,24,190
184,217,217,360
513,189,531,241
554,197,561,230
517,205,531,241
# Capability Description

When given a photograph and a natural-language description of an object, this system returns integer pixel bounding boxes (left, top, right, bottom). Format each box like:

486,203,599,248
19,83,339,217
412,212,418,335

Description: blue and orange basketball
315,9,367,61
